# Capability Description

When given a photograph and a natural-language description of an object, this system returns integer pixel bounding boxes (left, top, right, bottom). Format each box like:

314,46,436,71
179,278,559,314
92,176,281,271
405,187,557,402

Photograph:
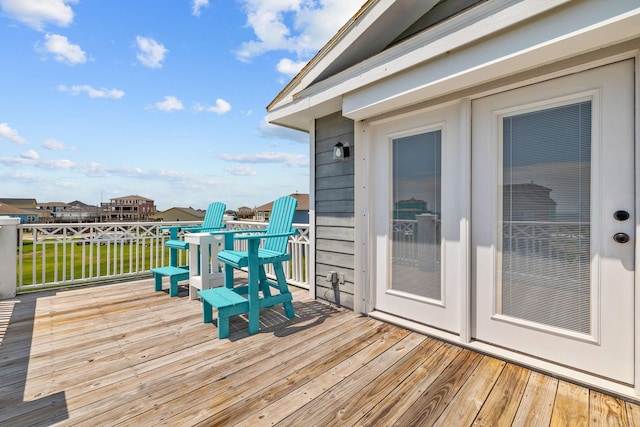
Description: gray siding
315,112,355,309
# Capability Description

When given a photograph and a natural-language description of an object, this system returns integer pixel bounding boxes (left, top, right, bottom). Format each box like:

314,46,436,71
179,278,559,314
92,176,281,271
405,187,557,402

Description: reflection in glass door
390,130,441,301
499,100,592,333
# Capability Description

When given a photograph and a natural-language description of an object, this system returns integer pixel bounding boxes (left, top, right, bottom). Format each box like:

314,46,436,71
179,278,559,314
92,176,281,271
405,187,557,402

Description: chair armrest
185,225,226,233
233,229,297,241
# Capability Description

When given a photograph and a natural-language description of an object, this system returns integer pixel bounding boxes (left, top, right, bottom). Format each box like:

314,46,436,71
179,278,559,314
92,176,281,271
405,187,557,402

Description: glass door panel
391,130,442,300
500,101,592,333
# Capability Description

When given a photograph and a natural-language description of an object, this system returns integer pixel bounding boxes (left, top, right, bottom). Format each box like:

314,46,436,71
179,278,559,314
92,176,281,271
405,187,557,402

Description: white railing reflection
16,220,309,292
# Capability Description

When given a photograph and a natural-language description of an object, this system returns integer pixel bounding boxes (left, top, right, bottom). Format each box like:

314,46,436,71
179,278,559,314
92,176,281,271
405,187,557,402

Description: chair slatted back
263,196,297,254
201,202,226,230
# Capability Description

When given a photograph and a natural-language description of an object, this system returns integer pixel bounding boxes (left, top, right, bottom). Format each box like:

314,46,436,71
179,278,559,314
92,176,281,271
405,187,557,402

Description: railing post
0,216,20,299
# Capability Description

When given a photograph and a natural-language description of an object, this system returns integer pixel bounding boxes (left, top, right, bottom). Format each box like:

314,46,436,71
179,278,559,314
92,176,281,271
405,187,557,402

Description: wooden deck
1,278,640,426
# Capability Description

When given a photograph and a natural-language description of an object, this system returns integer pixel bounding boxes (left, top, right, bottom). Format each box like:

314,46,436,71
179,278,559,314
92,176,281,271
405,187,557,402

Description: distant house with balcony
36,201,69,222
236,206,254,220
101,195,156,221
56,201,101,222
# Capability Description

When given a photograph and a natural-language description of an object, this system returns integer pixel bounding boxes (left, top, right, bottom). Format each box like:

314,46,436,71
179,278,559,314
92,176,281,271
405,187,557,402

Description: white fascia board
268,95,342,132
343,0,640,119
271,0,571,124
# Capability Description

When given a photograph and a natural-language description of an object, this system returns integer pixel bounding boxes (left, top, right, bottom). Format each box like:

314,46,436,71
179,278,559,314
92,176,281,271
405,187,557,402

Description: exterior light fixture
333,141,350,161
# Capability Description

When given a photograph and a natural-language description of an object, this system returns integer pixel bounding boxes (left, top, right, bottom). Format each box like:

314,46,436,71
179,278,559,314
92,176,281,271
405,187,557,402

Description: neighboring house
254,193,309,224
236,206,254,220
101,195,156,221
37,201,69,214
0,202,39,224
149,207,205,222
56,201,101,222
267,1,640,398
37,201,69,223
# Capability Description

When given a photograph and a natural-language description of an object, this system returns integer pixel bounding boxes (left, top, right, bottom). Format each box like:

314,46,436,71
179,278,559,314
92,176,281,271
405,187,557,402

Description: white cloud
0,155,223,190
43,138,75,150
152,96,184,112
235,0,362,71
193,98,231,114
0,123,27,144
21,150,39,160
218,151,308,167
258,116,307,143
277,58,307,77
42,33,86,65
58,84,124,99
0,0,75,31
192,0,208,16
225,165,257,176
135,36,168,68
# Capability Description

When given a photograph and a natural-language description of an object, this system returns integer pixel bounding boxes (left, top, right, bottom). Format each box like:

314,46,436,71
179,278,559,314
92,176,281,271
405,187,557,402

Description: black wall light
333,141,350,161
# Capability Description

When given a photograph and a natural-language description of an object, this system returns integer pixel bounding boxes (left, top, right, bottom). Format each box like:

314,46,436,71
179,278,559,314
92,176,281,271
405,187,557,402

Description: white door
472,60,635,383
371,104,462,333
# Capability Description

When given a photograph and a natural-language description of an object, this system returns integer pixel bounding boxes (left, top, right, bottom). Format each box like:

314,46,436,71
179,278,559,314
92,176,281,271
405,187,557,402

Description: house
236,206,254,220
101,195,156,221
254,193,309,223
0,202,39,224
149,207,205,222
56,201,101,222
267,0,640,399
36,201,69,222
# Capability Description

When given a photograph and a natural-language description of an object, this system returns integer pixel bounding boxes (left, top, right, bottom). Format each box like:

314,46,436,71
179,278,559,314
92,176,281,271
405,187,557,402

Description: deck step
151,266,189,277
198,287,250,338
151,266,189,297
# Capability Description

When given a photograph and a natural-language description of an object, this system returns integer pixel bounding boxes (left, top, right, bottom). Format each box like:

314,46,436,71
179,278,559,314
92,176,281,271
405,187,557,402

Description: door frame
356,50,640,398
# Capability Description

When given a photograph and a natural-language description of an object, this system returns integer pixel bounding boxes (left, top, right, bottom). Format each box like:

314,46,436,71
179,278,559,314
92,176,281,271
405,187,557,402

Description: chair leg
274,263,295,319
169,276,179,297
217,311,230,339
258,266,272,297
202,298,213,323
154,273,163,292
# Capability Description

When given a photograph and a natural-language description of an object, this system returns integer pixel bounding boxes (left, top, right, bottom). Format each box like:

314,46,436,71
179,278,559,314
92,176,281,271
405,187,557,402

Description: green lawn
18,240,171,287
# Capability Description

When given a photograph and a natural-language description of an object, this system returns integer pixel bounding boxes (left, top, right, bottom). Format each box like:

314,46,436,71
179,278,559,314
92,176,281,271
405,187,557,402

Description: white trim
634,49,640,398
354,119,369,314
309,124,317,300
459,98,472,344
369,310,640,402
343,2,640,120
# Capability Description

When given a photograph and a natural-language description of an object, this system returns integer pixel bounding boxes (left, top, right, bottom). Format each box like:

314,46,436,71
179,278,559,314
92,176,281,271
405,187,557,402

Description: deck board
1,278,639,426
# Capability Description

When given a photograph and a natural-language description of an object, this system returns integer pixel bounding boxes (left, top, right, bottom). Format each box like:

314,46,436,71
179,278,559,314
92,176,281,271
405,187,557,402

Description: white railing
15,220,310,292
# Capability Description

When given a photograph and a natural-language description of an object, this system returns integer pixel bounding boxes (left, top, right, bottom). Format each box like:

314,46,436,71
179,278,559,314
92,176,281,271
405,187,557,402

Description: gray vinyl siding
314,112,355,309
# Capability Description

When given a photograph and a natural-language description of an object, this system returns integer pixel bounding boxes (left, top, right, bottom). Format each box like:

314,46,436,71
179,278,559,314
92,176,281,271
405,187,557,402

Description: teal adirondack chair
152,201,226,296
198,195,298,338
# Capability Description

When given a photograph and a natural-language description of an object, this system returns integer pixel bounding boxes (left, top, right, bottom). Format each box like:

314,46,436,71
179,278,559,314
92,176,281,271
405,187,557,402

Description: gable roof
255,194,309,212
0,203,36,215
267,0,480,129
268,0,640,130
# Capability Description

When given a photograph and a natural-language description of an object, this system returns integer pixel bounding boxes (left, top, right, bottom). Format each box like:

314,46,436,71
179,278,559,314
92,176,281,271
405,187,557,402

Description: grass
18,240,171,288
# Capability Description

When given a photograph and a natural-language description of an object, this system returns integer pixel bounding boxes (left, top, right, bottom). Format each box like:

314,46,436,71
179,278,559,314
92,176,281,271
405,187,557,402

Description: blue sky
0,0,364,211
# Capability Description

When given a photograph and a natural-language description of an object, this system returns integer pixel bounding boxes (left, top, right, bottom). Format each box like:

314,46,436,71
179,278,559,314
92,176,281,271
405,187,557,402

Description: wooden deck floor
1,279,640,426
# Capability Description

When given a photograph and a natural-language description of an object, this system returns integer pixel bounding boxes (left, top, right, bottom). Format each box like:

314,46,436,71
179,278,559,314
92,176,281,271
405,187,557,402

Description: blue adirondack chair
198,195,298,338
151,201,226,296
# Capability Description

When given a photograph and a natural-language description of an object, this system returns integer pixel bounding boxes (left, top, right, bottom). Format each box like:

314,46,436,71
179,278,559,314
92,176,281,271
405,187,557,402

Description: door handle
614,210,630,221
613,232,630,244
